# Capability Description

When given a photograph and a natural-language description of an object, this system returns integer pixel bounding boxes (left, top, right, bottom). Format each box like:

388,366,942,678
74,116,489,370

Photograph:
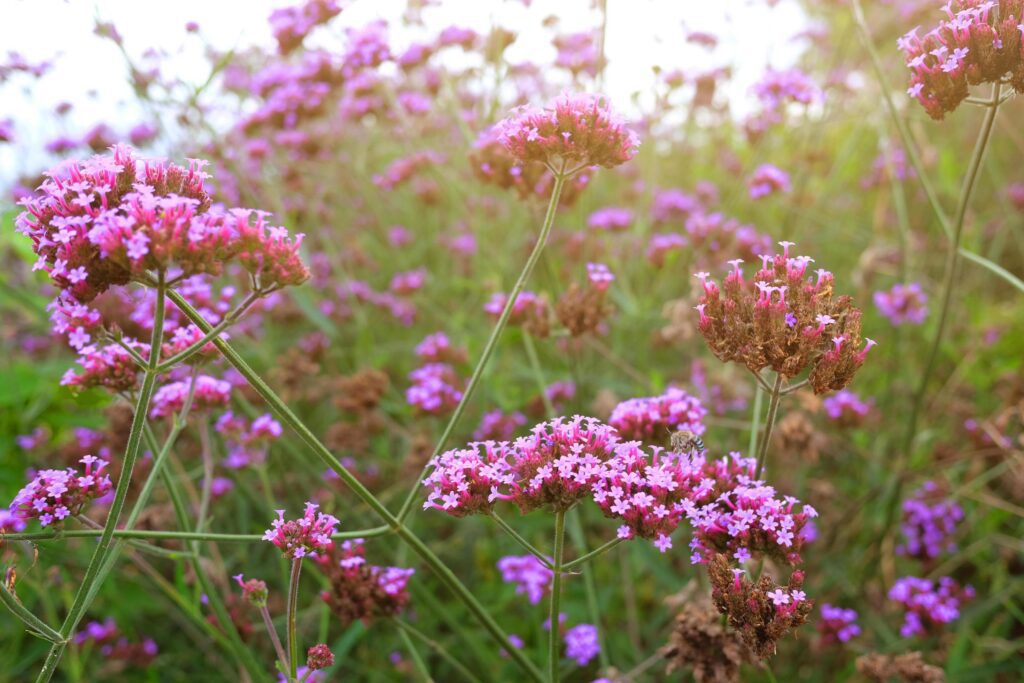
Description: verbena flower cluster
316,538,415,625
747,164,791,199
817,604,862,645
695,242,875,393
822,389,873,427
216,411,284,468
15,145,309,303
495,92,640,169
10,455,112,527
263,502,340,559
874,282,929,326
563,623,600,666
607,387,707,442
900,0,1024,119
896,481,964,560
423,416,814,557
888,576,975,638
497,554,553,605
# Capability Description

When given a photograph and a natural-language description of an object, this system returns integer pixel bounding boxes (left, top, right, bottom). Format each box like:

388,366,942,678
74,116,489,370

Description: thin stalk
548,511,567,683
903,82,1002,457
166,288,545,683
565,512,609,670
396,167,568,523
754,373,784,479
392,618,483,683
2,528,388,543
155,290,260,371
748,382,764,457
37,277,167,683
398,627,435,682
0,582,64,643
561,537,623,572
287,559,303,682
490,513,553,569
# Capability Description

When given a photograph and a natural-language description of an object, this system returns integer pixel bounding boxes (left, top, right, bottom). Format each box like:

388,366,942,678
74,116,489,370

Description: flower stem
392,618,483,683
754,373,784,479
0,581,64,643
287,559,303,682
548,510,566,683
164,288,545,683
903,82,1002,457
36,277,167,683
561,537,623,572
396,168,568,524
398,626,435,682
261,604,290,674
490,513,553,569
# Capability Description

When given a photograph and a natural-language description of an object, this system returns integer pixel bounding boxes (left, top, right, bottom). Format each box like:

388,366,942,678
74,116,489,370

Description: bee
670,429,705,453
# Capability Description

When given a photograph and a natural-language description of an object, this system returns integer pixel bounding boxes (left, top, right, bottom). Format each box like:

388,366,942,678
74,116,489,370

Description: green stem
561,537,623,572
155,290,260,371
0,582,64,643
392,619,483,683
398,627,435,682
260,605,289,674
903,82,1002,457
548,510,566,683
748,381,764,457
754,373,784,479
164,289,545,683
37,277,167,683
490,512,553,569
287,559,303,681
396,168,568,524
2,528,388,543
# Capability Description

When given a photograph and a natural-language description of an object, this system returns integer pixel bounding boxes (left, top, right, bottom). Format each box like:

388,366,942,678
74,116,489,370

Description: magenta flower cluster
495,92,639,169
150,374,232,418
817,604,861,645
263,502,340,559
563,623,600,666
587,206,634,232
10,455,112,527
216,411,284,468
497,554,554,605
607,387,707,442
586,262,615,291
888,576,975,638
897,481,964,560
822,389,872,426
406,363,463,416
747,164,791,199
874,282,929,326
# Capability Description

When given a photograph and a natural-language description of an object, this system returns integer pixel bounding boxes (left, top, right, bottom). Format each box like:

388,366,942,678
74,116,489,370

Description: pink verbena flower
822,389,872,427
587,206,634,232
150,375,231,418
269,0,343,55
874,282,928,325
422,441,516,516
217,411,283,469
591,443,705,549
817,604,861,645
10,455,112,526
474,410,527,441
747,164,791,199
497,554,554,604
896,481,963,560
232,573,269,607
889,576,974,637
60,342,147,393
263,502,339,559
505,416,622,512
406,362,463,416
564,623,600,666
608,387,707,442
483,291,546,324
495,93,639,169
586,262,615,291
685,452,817,565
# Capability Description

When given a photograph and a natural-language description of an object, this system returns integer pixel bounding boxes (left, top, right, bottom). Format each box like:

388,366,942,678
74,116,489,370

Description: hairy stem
287,559,303,681
261,605,290,674
754,373,784,479
548,510,566,683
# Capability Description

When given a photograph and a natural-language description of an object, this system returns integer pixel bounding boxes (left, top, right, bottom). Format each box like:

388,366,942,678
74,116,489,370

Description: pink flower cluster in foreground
263,502,340,559
10,455,112,526
15,145,308,302
422,416,814,558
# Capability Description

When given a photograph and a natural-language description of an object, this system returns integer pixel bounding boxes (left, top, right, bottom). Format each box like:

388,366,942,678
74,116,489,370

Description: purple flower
874,282,928,326
497,555,553,604
564,624,600,666
263,502,339,559
818,604,861,645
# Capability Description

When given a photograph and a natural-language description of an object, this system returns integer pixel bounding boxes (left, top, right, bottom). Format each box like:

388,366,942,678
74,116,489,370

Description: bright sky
0,0,808,185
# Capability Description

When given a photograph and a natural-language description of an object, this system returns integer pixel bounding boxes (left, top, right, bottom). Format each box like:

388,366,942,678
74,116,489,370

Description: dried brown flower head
856,651,945,683
664,599,753,683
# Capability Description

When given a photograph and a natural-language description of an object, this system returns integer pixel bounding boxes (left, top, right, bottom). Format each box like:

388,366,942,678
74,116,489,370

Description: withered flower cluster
707,553,813,660
695,242,875,394
664,599,753,683
856,651,946,683
468,127,590,205
316,539,414,626
555,274,613,337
